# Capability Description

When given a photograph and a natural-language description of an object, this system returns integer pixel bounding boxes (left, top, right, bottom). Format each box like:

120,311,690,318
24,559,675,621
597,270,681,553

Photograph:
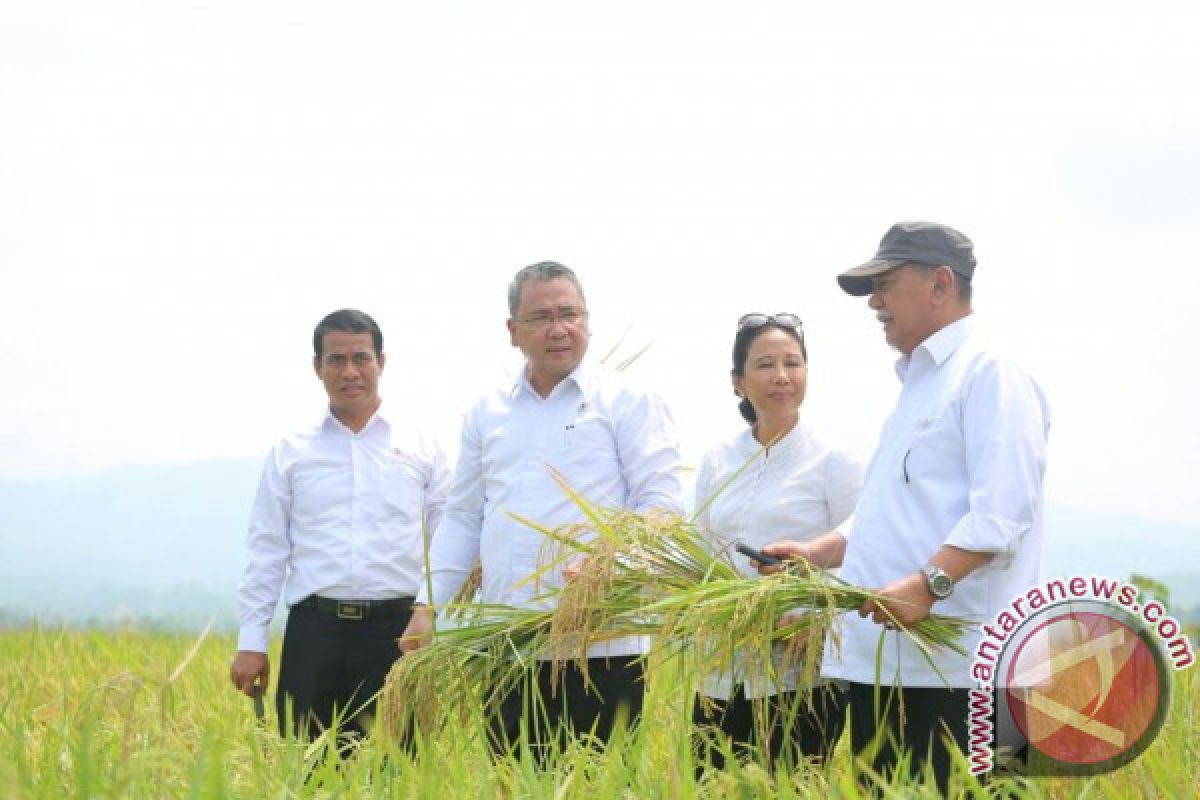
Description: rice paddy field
1,625,1196,799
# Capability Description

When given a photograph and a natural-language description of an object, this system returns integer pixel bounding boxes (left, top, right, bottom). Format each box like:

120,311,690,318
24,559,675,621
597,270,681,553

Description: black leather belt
296,595,415,620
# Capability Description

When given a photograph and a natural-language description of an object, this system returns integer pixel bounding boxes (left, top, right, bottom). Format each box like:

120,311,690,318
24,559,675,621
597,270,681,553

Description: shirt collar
737,418,810,456
512,359,595,400
894,314,975,381
322,399,390,434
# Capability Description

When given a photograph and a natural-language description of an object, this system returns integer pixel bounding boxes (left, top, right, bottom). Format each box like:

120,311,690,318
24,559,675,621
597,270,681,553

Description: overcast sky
2,1,1198,527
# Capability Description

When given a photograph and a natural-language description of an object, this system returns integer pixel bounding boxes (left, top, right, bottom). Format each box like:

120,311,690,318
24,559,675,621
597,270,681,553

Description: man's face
313,331,385,420
507,277,590,389
867,264,940,355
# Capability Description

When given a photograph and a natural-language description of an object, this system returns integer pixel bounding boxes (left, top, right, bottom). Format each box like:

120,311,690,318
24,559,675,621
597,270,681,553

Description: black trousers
276,600,414,740
489,656,644,758
845,682,968,793
693,683,847,771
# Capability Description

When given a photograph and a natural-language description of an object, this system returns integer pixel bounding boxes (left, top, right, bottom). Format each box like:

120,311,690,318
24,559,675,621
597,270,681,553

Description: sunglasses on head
737,312,803,332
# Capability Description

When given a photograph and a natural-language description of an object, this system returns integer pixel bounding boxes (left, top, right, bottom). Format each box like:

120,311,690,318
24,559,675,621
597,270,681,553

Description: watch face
926,567,953,598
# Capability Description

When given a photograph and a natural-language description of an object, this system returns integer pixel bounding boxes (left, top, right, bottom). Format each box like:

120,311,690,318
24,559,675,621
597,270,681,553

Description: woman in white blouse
692,313,863,770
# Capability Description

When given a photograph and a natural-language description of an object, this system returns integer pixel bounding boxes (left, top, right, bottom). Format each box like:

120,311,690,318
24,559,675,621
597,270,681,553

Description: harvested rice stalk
383,480,973,740
380,605,556,741
526,504,740,682
450,562,483,612
642,567,971,693
515,484,971,690
380,636,473,740
545,530,620,676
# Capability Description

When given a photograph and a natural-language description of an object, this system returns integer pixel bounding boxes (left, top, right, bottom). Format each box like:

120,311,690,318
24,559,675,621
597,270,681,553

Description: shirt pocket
563,413,617,458
900,404,962,484
562,413,622,496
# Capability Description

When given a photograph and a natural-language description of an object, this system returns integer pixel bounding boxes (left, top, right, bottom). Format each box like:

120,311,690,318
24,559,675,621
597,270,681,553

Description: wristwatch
921,565,954,600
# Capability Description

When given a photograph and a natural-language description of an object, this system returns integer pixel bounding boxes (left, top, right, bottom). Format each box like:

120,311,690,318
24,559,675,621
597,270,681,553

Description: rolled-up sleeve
237,447,292,653
944,357,1051,561
417,410,485,607
615,388,684,514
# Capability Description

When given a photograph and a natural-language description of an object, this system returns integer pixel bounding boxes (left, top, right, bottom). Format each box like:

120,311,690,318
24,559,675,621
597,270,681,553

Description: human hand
857,572,935,629
775,609,809,632
398,605,435,653
229,651,269,697
754,540,815,575
562,557,586,581
776,610,825,657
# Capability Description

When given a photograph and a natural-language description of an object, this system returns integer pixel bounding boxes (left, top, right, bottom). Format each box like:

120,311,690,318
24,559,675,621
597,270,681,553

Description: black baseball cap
837,221,976,296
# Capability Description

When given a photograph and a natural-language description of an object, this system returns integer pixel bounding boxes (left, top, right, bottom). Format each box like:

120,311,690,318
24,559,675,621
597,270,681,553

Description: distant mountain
1,459,1198,629
1042,507,1200,608
0,458,262,630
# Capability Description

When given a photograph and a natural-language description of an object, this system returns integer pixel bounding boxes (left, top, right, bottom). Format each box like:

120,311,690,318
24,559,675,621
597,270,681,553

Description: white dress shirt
823,316,1051,688
237,404,452,653
694,421,863,699
416,360,684,658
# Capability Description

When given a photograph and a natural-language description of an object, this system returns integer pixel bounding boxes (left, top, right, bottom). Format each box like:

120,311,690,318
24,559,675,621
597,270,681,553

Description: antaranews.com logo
967,575,1195,777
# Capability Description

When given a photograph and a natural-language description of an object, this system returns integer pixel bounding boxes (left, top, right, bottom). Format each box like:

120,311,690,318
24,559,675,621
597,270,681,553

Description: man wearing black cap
760,222,1051,790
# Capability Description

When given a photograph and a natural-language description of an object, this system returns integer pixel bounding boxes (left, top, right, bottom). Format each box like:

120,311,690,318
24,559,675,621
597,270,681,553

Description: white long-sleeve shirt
416,360,684,658
237,405,452,653
694,421,863,699
823,316,1051,688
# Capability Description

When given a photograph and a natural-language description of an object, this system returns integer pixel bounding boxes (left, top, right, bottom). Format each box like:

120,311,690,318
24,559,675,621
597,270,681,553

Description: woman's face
733,327,807,421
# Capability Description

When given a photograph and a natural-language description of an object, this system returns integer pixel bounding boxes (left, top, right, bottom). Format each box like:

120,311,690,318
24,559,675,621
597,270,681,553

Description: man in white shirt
400,261,684,755
760,222,1050,790
229,309,451,741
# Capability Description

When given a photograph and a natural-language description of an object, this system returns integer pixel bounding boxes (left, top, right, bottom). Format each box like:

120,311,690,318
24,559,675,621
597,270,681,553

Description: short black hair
313,309,383,357
731,322,807,425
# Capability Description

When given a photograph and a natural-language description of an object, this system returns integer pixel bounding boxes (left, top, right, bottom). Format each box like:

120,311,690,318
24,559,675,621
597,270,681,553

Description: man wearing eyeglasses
759,222,1051,791
400,261,684,756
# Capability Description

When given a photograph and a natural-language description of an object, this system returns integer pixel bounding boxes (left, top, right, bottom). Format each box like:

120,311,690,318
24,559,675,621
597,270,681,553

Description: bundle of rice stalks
380,605,555,741
382,471,972,740
541,523,633,673
514,499,740,679
381,487,720,739
523,471,969,687
641,568,971,695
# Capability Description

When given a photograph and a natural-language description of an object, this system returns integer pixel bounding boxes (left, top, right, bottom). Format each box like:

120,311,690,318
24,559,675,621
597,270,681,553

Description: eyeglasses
517,307,589,330
737,312,803,332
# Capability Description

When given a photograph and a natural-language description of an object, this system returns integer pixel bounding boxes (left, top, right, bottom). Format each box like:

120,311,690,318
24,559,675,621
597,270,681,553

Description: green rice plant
379,471,971,739
0,626,1196,797
644,567,970,695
